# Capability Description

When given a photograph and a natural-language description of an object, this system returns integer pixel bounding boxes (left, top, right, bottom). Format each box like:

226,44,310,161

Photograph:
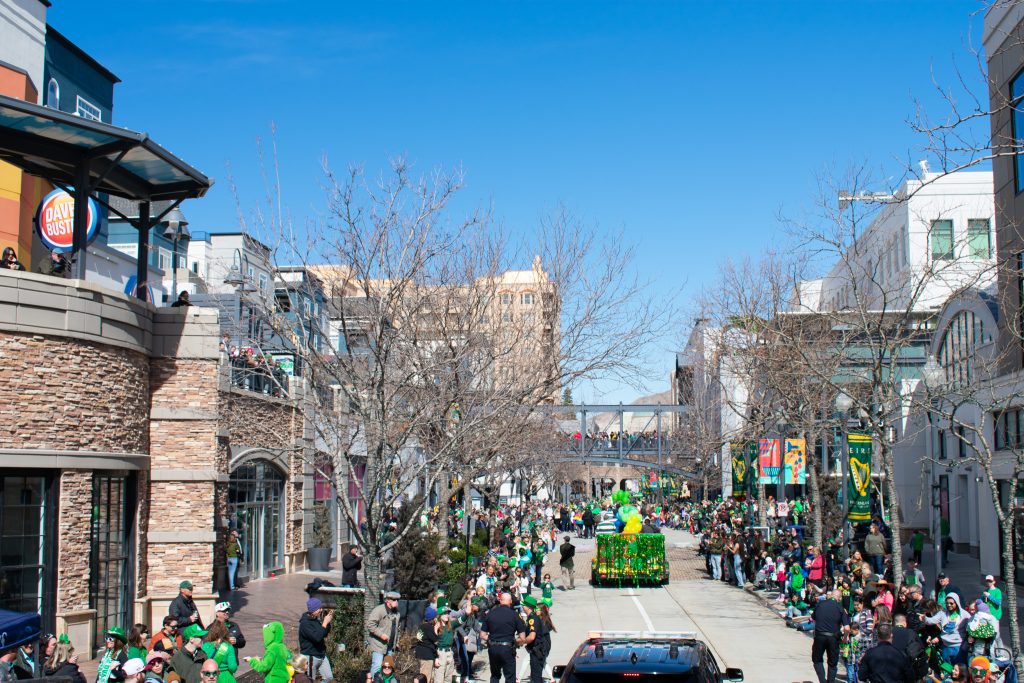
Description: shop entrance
228,460,285,582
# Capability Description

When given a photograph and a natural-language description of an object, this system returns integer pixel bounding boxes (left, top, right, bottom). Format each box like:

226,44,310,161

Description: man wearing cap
214,603,246,650
171,625,209,683
982,575,1003,621
366,592,401,677
480,593,526,683
169,581,204,629
521,596,549,683
298,598,334,682
121,658,146,683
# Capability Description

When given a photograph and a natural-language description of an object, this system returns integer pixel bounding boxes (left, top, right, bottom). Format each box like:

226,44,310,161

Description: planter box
308,547,332,572
591,533,668,587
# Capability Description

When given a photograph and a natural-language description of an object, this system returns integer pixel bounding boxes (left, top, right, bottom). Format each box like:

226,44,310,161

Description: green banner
731,442,748,498
847,432,872,522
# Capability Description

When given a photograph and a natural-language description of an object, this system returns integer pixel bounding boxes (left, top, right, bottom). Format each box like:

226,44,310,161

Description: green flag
847,432,872,522
731,442,748,498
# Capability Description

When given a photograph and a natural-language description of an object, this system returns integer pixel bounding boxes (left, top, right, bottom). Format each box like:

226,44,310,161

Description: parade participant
243,622,291,683
480,593,526,683
521,596,551,683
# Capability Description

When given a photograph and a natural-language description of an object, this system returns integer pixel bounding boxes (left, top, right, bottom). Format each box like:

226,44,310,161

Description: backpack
905,635,929,680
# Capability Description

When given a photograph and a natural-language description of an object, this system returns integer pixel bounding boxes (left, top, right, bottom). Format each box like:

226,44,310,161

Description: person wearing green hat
520,596,551,683
171,625,209,683
169,581,203,630
97,627,130,683
243,622,291,683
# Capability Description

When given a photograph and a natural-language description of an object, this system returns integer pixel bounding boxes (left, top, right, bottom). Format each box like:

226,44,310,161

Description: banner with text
847,432,873,522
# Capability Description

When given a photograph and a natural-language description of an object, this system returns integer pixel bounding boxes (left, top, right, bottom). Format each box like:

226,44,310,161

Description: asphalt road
515,527,818,683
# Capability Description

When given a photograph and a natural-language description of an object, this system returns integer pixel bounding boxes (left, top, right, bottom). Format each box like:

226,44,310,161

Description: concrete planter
308,547,331,571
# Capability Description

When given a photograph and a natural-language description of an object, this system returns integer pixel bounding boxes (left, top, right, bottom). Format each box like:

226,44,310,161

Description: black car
552,631,744,683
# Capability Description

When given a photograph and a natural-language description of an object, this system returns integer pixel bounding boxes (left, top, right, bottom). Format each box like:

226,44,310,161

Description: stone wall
0,332,149,452
56,470,93,613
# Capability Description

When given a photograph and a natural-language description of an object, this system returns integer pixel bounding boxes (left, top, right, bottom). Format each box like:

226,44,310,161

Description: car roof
570,637,703,674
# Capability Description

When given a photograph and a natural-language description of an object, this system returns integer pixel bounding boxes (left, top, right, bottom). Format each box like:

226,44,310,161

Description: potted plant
308,502,333,571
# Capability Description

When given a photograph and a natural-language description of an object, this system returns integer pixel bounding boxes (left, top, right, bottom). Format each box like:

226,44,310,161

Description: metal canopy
0,93,213,289
0,94,212,202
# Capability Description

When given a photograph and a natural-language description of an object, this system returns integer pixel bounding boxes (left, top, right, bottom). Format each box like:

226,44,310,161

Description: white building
791,171,996,314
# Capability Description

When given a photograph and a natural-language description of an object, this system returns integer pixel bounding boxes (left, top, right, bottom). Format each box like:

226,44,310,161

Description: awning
0,93,212,202
0,609,40,650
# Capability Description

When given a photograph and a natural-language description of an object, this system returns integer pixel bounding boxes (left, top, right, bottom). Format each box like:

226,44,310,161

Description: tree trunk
362,545,383,630
758,483,767,527
808,457,824,549
437,472,450,551
1001,517,1023,671
882,445,904,586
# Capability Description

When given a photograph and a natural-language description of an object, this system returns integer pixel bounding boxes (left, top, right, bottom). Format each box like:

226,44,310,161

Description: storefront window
0,474,54,623
90,473,135,647
229,461,285,581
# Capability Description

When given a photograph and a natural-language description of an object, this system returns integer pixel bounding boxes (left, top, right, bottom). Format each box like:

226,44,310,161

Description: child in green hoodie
244,622,291,683
788,564,805,599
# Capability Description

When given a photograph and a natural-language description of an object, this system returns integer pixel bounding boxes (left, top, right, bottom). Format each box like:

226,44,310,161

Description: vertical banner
746,441,758,497
847,432,873,521
758,438,781,484
730,442,748,498
784,438,808,484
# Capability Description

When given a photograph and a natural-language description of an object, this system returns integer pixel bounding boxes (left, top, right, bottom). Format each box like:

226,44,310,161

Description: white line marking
627,587,656,631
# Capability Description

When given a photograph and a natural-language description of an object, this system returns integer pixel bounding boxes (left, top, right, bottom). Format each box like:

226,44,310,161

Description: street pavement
538,527,817,683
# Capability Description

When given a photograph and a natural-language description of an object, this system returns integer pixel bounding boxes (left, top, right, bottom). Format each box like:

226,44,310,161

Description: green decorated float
590,490,669,587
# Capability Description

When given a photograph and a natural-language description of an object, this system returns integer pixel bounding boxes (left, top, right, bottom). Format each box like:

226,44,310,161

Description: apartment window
955,425,968,457
75,95,101,121
901,229,908,265
258,273,269,292
938,429,948,460
996,408,1024,450
499,292,512,306
1012,69,1024,193
501,312,512,323
968,219,992,259
45,79,59,109
190,261,199,274
930,220,954,261
157,248,172,272
521,292,534,305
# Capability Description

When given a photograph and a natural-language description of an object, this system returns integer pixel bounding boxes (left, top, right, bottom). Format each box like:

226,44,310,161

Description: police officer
480,592,525,683
521,596,550,683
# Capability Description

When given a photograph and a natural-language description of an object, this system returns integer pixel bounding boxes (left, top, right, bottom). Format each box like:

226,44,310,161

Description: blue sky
52,0,990,402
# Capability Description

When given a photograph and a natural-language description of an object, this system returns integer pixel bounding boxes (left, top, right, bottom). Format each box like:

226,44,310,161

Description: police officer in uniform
521,596,550,683
480,592,526,683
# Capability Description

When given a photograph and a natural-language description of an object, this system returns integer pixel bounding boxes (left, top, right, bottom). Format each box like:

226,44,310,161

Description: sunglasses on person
201,672,219,678
970,667,989,676
381,666,393,671
104,636,115,643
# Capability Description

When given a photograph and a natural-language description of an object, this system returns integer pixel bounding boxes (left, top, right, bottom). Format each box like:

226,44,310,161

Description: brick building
0,268,313,656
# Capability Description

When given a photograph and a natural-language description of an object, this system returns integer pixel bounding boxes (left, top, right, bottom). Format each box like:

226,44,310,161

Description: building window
157,248,172,272
0,474,55,625
90,473,134,649
968,219,992,259
46,79,59,109
938,310,983,386
996,408,1024,450
930,220,954,261
499,292,512,306
501,312,512,323
258,273,269,292
521,292,534,305
75,95,101,122
1013,69,1024,193
938,429,948,460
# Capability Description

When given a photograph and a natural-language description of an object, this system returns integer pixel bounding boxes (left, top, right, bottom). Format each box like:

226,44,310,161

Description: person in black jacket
214,603,246,650
858,623,913,683
169,581,203,629
341,546,362,587
298,598,334,681
43,637,86,683
811,590,848,683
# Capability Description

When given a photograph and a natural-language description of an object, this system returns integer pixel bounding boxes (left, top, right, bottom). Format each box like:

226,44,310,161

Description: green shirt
985,586,1003,620
541,581,555,599
910,532,925,551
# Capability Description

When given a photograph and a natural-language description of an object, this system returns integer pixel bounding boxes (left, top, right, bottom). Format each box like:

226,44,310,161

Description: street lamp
162,207,190,304
223,248,257,345
921,354,945,574
835,390,854,559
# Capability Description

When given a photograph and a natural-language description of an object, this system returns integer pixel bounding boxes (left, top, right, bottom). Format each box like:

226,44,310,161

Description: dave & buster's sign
34,189,100,253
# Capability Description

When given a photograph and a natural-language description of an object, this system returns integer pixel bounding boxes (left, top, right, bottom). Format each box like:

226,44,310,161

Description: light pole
921,355,945,575
223,249,256,344
835,390,854,559
162,208,190,304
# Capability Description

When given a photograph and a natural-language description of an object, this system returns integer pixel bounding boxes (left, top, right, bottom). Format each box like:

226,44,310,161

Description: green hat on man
179,580,193,590
105,626,128,643
522,595,538,607
182,624,208,640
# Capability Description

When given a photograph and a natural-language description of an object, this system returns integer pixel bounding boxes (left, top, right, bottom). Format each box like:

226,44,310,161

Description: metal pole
135,202,150,301
170,234,179,302
841,416,850,560
618,402,624,462
72,159,91,280
927,411,942,573
657,405,663,503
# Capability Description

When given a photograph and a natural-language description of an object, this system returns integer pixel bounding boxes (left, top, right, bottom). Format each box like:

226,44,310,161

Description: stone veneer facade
0,269,311,656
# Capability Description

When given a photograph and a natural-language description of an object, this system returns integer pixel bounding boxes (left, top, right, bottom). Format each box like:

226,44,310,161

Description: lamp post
223,249,256,344
835,390,854,559
921,355,945,575
161,208,190,304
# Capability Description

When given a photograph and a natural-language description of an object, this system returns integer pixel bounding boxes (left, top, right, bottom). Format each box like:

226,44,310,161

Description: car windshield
566,673,699,683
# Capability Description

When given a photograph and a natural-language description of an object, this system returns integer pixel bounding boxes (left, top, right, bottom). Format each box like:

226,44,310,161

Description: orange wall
0,66,43,266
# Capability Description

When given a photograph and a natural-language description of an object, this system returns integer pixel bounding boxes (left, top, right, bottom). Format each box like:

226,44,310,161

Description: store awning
0,93,212,202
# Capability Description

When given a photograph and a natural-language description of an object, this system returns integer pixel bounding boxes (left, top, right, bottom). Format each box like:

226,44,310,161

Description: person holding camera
298,598,334,682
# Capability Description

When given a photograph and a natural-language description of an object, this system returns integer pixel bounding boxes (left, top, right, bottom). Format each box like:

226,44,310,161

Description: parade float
591,490,669,587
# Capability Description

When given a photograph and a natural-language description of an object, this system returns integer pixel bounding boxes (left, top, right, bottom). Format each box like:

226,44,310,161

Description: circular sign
34,188,99,253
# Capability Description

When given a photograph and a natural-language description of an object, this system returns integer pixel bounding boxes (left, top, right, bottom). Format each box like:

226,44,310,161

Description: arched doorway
229,459,285,581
